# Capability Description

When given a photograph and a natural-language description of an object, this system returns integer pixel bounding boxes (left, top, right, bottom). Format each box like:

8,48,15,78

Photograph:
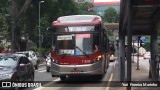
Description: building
92,1,120,16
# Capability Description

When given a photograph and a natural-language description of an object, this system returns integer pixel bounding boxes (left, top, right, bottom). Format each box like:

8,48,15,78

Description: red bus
50,15,109,80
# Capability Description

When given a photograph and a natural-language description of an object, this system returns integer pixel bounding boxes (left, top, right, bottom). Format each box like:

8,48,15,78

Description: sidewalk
109,60,160,90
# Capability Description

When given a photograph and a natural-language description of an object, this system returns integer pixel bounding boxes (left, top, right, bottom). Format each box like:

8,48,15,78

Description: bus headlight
92,55,102,63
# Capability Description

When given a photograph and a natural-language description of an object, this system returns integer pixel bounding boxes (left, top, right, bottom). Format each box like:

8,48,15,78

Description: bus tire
60,76,66,81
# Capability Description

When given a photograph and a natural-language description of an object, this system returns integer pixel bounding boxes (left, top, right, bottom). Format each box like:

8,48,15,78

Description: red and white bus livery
50,15,109,80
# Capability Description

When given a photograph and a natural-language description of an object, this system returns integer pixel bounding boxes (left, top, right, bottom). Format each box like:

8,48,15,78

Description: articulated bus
50,15,109,80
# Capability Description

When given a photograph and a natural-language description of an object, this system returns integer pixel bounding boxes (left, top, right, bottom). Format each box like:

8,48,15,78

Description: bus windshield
54,26,100,56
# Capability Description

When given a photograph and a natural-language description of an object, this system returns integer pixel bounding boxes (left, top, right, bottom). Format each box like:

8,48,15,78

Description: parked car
0,53,34,82
45,53,51,72
143,51,151,59
15,51,39,69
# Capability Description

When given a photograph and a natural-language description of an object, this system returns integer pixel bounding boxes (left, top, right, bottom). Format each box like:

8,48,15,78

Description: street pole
38,1,44,52
137,41,139,70
132,40,134,63
137,36,141,70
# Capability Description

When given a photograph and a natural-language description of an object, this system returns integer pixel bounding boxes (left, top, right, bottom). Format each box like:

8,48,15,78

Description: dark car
0,53,34,82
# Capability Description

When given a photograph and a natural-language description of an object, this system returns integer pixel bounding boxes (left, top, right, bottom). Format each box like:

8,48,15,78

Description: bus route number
82,60,90,64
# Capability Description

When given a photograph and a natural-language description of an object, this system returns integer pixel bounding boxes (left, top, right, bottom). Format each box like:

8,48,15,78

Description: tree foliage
77,2,97,15
143,43,150,51
0,0,11,40
103,7,119,23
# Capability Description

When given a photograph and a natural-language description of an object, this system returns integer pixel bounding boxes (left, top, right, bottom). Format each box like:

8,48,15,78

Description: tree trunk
11,0,32,52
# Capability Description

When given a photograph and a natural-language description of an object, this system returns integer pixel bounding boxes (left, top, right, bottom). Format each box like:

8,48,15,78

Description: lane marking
35,68,46,71
35,67,47,72
105,61,116,90
105,73,113,90
37,70,46,73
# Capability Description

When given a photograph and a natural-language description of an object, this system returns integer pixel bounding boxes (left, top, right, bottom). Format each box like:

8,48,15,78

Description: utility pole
38,1,44,52
11,0,15,53
132,40,135,63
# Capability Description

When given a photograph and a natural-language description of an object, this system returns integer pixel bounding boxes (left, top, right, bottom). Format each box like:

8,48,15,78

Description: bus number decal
82,60,91,64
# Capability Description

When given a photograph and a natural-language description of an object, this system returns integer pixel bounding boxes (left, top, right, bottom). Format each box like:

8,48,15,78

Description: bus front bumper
51,61,103,77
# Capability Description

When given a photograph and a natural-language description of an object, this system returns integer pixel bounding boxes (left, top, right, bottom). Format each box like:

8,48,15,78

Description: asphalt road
24,65,57,90
23,61,116,90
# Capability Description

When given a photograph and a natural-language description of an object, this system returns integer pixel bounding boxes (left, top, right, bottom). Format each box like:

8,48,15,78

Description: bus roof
52,15,102,26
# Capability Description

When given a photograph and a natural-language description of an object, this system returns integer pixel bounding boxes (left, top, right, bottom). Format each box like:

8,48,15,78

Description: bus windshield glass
54,26,99,56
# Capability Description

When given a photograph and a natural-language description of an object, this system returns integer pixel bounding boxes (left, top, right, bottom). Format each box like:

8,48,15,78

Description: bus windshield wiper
75,46,89,57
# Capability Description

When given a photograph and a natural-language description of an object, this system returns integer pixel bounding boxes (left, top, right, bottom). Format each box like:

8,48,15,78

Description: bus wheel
60,76,66,81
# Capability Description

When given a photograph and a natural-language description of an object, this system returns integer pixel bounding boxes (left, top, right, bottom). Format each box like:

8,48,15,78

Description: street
23,65,56,90
23,61,116,90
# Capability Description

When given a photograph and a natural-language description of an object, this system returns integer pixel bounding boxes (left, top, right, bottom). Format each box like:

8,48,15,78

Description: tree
143,43,150,51
11,0,32,52
41,0,79,50
115,11,120,23
0,0,11,41
103,7,119,23
77,2,97,15
23,0,80,51
0,0,98,52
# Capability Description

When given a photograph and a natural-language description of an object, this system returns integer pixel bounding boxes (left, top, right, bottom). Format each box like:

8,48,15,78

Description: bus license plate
71,70,80,74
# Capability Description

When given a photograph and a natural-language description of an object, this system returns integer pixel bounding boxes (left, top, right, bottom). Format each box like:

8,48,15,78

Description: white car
15,51,39,69
143,51,150,59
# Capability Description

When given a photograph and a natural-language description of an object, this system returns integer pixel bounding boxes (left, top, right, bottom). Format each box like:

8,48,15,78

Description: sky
94,0,120,2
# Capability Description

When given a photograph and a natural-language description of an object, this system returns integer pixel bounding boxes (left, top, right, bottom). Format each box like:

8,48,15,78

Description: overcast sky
94,0,120,2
